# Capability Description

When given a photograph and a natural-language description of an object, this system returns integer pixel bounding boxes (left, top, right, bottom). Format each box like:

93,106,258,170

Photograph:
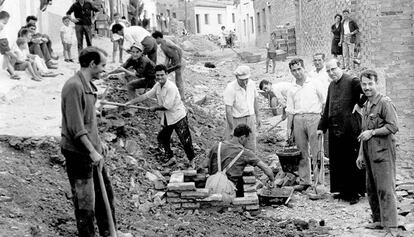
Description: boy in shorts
266,32,278,74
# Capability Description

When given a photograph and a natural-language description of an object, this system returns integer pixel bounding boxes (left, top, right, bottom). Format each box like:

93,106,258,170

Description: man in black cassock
317,59,366,204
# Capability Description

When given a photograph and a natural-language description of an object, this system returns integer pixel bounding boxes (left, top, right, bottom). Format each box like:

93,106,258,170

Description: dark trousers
29,42,51,62
62,149,116,237
364,138,397,227
157,116,195,161
75,25,93,54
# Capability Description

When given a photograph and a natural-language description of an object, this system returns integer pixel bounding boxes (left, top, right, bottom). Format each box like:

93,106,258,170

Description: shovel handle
100,101,149,110
97,165,117,237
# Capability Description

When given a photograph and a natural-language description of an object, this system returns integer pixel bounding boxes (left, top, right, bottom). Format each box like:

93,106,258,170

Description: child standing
266,32,278,74
13,37,42,81
60,16,74,62
109,13,125,63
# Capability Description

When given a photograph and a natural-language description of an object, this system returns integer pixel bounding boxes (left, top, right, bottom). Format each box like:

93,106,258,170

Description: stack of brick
166,166,261,214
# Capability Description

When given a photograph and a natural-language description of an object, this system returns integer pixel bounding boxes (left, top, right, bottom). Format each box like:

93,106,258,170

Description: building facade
234,0,256,48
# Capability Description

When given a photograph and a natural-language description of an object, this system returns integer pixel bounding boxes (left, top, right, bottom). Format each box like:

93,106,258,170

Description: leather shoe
365,222,383,229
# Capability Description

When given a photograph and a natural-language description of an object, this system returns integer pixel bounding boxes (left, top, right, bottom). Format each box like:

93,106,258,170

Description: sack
205,142,244,198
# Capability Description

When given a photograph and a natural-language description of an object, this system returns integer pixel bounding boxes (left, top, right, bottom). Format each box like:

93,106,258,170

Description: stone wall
253,0,296,48
295,0,414,114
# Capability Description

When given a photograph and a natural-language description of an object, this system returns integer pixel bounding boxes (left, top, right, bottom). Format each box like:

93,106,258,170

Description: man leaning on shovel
61,47,128,237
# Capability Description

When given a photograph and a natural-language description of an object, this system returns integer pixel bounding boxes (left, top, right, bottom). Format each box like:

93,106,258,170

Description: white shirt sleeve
285,89,294,114
223,84,235,106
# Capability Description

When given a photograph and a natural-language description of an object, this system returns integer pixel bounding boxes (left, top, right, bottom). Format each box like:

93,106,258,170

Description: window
262,8,266,32
268,6,271,15
251,16,254,33
232,13,235,23
172,12,176,18
204,14,209,24
256,12,260,32
218,14,222,24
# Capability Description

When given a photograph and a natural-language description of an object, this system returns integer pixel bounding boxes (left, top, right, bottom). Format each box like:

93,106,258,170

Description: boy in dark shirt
106,43,155,99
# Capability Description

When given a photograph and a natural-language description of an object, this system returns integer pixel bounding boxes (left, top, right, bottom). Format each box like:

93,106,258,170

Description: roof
193,0,232,8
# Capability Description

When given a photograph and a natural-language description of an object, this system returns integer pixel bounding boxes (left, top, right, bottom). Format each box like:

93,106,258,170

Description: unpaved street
0,36,413,237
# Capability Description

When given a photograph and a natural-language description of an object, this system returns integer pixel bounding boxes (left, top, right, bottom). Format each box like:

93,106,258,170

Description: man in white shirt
111,24,157,64
109,13,126,63
259,79,295,120
126,64,195,166
286,58,326,191
309,53,331,97
224,65,260,152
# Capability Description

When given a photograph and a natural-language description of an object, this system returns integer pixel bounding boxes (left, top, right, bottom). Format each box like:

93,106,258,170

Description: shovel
97,162,117,237
100,101,150,110
308,134,326,200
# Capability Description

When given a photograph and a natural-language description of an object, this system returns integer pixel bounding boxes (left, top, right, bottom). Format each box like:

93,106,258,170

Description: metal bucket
276,147,301,173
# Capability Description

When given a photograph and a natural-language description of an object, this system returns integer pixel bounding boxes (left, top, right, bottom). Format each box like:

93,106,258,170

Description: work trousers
62,149,116,237
342,35,355,69
293,113,320,185
364,137,398,227
224,115,257,152
157,116,195,161
75,25,93,54
169,55,184,99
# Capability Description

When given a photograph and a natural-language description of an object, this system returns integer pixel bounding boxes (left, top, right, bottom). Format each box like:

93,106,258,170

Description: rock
138,201,154,213
146,171,159,182
167,182,196,191
204,62,216,68
293,219,309,230
9,137,24,150
153,191,166,200
282,173,296,186
0,196,12,203
50,154,65,165
182,41,195,51
397,183,414,194
169,172,184,183
124,156,138,167
125,140,139,155
102,132,117,142
193,94,208,105
396,190,409,197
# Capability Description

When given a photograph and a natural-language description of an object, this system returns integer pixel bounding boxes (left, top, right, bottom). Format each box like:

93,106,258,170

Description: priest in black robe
317,59,366,204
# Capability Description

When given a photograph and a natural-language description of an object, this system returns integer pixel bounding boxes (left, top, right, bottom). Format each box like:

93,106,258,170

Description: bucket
276,146,301,173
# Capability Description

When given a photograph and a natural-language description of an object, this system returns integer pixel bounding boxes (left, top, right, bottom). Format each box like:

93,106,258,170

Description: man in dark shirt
356,70,398,230
107,43,156,99
341,9,359,70
204,124,274,197
66,0,100,54
61,46,117,237
317,58,366,204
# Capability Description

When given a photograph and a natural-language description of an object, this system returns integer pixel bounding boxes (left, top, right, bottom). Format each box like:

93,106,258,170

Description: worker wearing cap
106,43,156,99
223,65,261,152
111,24,157,64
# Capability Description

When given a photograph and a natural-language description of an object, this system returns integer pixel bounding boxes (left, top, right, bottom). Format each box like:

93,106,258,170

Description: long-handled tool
266,117,285,133
100,101,150,110
312,134,325,193
97,163,117,237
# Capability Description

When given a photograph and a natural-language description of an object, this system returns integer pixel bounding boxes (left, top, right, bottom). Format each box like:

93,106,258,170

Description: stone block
182,202,200,209
181,188,210,199
243,166,255,175
167,197,194,203
244,184,256,193
169,172,184,183
232,195,259,206
198,193,224,202
181,169,197,177
166,191,180,198
154,180,166,190
244,204,260,211
167,182,196,191
170,203,181,209
243,176,256,184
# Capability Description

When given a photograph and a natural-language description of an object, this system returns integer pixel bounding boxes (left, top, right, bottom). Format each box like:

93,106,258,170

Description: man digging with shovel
126,64,196,168
61,47,129,237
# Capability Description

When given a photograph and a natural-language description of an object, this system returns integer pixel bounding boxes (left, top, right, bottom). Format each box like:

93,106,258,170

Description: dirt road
0,36,413,237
